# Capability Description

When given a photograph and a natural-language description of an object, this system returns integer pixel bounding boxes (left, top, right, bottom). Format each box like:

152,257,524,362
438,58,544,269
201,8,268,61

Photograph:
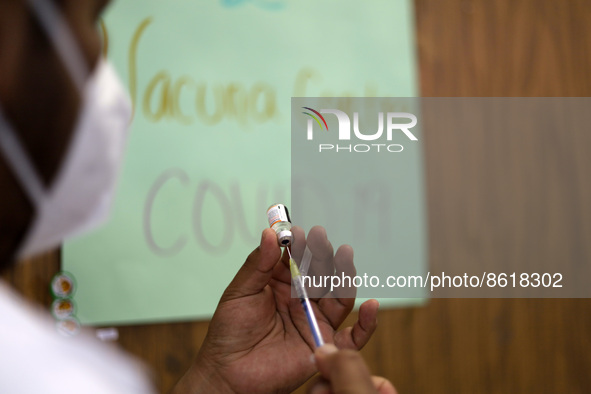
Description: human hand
307,344,397,394
173,226,378,393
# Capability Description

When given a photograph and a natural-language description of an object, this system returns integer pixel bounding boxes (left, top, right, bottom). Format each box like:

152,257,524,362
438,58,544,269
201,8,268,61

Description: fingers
289,226,307,264
271,226,306,285
312,344,376,394
370,376,398,394
353,299,379,348
282,226,306,268
307,377,331,394
332,244,356,299
316,244,356,329
334,299,379,350
307,376,397,394
221,228,281,301
306,226,334,278
305,226,336,299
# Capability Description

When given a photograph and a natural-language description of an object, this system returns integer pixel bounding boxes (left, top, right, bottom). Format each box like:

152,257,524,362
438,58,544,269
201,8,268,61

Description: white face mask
0,0,132,259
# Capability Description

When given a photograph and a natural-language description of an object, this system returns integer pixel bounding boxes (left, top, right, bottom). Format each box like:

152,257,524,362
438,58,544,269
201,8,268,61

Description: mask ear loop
0,0,91,205
26,0,89,94
0,109,45,208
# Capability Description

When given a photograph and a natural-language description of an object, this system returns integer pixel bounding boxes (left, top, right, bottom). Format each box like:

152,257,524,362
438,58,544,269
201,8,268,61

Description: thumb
314,344,376,394
222,228,281,301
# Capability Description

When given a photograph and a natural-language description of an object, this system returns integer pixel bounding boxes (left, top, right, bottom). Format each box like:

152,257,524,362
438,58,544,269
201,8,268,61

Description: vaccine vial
267,203,293,247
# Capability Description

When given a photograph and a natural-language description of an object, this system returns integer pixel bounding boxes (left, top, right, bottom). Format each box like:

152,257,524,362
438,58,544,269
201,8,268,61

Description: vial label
267,204,290,227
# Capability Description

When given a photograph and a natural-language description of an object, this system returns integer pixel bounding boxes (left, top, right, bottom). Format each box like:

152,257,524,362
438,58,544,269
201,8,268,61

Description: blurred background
3,0,591,392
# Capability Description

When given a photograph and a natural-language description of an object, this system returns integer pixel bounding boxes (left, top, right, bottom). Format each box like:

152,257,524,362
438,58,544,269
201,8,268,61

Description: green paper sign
63,0,422,325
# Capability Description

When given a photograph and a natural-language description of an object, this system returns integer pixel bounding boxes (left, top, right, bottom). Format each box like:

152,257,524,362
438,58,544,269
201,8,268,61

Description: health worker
0,1,395,393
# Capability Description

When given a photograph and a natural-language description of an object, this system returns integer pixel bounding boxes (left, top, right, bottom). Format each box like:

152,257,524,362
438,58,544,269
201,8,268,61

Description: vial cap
277,230,293,247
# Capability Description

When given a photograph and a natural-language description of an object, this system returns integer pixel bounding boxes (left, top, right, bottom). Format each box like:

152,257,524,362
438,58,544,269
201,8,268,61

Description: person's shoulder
0,281,155,394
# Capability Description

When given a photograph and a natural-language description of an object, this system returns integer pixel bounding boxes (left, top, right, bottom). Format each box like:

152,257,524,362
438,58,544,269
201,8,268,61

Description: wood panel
3,0,591,392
